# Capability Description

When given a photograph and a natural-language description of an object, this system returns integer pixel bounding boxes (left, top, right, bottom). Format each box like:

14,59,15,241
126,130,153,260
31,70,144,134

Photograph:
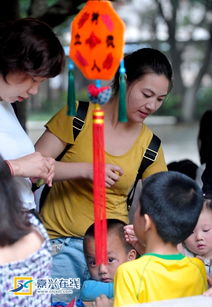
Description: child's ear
127,249,137,261
144,214,152,232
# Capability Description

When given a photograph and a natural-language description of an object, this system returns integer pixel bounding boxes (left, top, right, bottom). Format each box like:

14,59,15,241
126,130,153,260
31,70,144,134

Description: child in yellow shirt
114,171,207,306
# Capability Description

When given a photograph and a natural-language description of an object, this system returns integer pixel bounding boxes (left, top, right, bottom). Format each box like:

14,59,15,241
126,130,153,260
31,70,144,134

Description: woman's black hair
112,48,173,96
198,110,212,165
0,18,65,80
0,156,31,246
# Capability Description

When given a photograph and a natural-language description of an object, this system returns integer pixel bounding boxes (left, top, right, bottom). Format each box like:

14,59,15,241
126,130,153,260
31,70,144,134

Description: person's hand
92,295,113,307
204,276,212,296
124,224,145,255
204,287,212,297
105,164,123,188
82,163,123,187
31,156,55,187
8,152,55,187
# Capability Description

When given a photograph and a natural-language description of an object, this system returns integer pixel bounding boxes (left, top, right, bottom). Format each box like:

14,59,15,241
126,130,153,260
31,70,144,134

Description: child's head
83,219,137,282
134,171,204,246
184,199,212,258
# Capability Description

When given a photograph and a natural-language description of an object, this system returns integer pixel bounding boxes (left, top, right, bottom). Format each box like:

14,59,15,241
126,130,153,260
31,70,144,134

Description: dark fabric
127,134,161,209
202,161,212,199
0,160,12,178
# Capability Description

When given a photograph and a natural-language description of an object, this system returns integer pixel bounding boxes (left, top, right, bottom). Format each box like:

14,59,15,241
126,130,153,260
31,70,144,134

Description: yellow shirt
40,103,167,238
114,253,208,307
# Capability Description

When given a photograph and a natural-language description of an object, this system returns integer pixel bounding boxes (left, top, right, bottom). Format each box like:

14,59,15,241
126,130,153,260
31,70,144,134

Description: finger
109,172,119,181
106,182,112,188
47,178,53,187
112,165,124,176
106,177,116,186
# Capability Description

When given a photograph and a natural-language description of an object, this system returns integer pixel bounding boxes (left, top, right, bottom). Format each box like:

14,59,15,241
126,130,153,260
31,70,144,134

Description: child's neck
144,238,179,255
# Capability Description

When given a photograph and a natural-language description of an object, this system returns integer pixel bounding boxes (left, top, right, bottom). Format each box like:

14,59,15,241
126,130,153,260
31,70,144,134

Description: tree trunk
182,86,199,122
181,24,212,121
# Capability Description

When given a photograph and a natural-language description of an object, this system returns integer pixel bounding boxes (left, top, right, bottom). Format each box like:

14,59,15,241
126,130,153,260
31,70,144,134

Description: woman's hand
105,164,123,188
8,152,55,187
124,224,145,255
84,163,123,188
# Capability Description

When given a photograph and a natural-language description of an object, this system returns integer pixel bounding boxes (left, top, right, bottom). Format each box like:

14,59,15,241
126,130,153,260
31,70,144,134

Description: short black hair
167,159,198,180
84,219,132,253
112,48,173,96
0,18,65,80
138,171,204,244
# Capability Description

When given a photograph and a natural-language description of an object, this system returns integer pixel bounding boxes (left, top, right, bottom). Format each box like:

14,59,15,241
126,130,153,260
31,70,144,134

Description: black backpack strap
138,134,161,176
127,134,161,210
73,100,89,141
56,100,90,160
39,101,89,211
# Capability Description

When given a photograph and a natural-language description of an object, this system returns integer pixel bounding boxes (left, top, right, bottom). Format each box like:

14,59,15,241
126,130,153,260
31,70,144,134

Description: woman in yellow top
35,48,173,303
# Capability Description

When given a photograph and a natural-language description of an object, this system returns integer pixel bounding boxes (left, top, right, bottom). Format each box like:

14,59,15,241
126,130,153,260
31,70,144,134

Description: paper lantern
70,0,125,81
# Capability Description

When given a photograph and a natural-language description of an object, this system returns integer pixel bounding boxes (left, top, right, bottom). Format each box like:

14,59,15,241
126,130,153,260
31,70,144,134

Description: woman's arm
35,130,92,181
35,129,67,159
35,130,123,185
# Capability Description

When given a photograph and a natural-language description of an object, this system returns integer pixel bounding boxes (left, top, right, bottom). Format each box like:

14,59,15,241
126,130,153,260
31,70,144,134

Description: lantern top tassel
67,59,76,117
118,59,128,122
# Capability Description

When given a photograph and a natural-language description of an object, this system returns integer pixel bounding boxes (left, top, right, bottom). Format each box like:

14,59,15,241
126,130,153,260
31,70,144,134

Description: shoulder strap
127,134,161,210
138,134,161,176
73,100,89,141
55,100,89,161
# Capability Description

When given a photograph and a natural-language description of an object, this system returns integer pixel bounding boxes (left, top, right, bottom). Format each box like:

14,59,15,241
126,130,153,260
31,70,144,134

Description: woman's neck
102,97,119,127
103,96,141,131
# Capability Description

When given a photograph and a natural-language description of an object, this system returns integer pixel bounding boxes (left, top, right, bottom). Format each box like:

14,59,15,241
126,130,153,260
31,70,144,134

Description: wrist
82,163,93,180
4,160,15,176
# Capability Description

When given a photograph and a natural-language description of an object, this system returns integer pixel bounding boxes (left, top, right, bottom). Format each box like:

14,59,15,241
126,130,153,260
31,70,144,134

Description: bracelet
4,160,15,176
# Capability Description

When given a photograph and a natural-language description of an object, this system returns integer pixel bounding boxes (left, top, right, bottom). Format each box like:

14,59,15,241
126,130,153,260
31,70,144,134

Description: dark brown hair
0,18,65,80
0,155,31,246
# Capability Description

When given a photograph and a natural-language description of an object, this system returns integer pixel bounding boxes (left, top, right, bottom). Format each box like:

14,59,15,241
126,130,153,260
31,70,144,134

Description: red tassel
93,104,107,265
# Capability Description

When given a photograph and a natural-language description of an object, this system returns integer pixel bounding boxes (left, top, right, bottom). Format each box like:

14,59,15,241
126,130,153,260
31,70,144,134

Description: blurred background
1,0,212,166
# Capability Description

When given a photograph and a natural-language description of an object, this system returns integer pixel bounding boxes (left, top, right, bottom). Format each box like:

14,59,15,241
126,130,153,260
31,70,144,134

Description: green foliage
195,86,212,119
19,0,58,17
154,86,212,121
155,93,181,118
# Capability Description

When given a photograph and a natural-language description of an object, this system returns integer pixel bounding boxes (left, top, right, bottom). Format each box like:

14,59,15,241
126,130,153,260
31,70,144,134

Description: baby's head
184,199,212,259
83,219,137,282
